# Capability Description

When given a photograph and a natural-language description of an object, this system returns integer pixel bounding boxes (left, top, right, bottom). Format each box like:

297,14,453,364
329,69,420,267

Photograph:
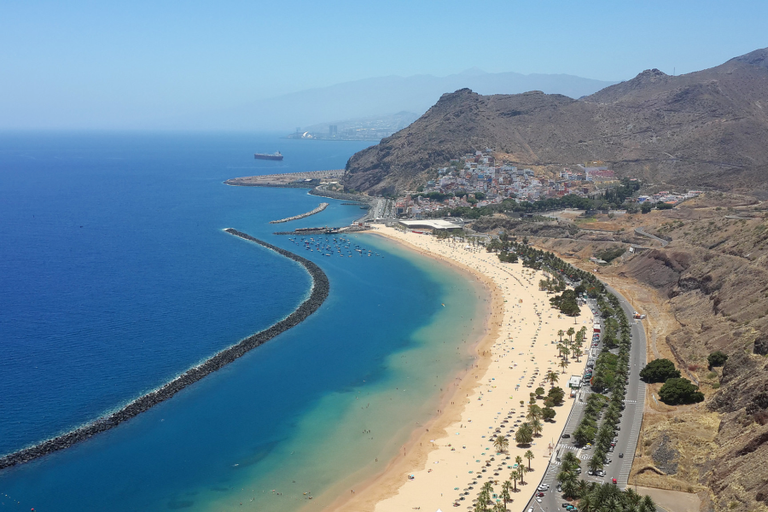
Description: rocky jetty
270,202,329,224
0,229,329,471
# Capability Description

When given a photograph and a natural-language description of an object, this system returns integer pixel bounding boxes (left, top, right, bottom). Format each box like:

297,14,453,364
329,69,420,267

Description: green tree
548,386,565,406
708,350,728,369
524,449,534,470
530,418,543,437
535,386,546,398
500,480,513,507
527,404,542,422
515,423,533,445
546,370,559,387
542,406,556,422
494,435,509,453
639,358,681,383
659,377,705,405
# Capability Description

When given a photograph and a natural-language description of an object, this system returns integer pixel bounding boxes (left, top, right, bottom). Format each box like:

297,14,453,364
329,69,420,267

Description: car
619,453,624,458
537,492,545,497
597,470,606,477
612,478,617,484
575,468,582,474
587,469,594,475
562,504,570,508
557,484,562,492
561,433,570,439
538,484,550,491
537,498,542,503
583,444,591,450
608,446,614,452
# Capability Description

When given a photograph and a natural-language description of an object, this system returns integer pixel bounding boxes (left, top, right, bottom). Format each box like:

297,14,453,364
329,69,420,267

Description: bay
0,132,485,511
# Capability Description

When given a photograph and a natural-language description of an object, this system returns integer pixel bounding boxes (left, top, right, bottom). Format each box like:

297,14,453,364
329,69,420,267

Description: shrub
639,359,680,383
708,351,728,368
659,378,705,405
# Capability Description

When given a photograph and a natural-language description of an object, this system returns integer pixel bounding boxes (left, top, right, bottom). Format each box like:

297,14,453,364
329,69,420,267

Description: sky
1,0,766,130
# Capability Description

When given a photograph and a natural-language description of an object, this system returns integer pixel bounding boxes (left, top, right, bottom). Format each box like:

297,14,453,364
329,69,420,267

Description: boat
254,152,283,161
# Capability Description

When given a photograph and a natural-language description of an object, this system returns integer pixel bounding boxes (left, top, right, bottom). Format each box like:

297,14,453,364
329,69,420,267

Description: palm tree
558,329,564,343
509,469,518,492
515,423,533,445
493,502,506,512
567,327,575,343
561,346,570,362
546,371,559,387
561,451,580,471
559,359,569,373
587,454,603,473
515,455,523,470
573,347,583,362
640,495,656,512
518,464,527,485
530,418,543,437
527,404,542,422
500,481,513,507
524,449,534,470
494,435,509,453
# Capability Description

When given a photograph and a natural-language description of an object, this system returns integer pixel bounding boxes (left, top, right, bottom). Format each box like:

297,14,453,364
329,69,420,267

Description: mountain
170,70,615,131
344,48,768,197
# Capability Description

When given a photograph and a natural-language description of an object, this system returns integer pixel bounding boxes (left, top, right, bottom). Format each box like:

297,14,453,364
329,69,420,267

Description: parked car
538,484,550,491
561,433,570,439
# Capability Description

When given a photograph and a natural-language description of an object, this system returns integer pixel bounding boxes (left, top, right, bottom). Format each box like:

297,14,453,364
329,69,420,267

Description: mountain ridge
344,47,768,197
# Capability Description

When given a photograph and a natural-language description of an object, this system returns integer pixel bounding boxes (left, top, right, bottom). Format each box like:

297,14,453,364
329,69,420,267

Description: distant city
285,111,419,141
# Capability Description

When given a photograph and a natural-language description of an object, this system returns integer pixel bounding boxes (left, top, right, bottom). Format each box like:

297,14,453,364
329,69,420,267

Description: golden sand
323,226,592,512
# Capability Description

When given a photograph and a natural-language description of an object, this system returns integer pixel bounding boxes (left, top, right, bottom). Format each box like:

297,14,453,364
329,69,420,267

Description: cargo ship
254,152,283,161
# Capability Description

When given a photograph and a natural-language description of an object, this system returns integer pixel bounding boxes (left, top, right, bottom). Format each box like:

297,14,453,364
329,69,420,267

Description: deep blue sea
0,132,484,511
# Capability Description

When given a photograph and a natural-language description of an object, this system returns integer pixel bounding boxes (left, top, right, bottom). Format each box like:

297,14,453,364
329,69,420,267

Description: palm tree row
472,449,536,512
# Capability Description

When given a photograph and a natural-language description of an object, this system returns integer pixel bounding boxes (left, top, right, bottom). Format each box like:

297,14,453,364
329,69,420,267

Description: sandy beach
325,226,592,512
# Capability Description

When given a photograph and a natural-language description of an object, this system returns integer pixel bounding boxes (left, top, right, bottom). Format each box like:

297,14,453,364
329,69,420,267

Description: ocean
0,132,486,511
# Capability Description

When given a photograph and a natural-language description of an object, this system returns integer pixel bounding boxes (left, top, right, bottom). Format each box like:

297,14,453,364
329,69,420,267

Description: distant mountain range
344,48,768,197
180,70,615,131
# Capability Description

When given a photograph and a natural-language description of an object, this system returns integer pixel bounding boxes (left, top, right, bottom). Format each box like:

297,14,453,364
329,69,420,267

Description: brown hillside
344,48,768,197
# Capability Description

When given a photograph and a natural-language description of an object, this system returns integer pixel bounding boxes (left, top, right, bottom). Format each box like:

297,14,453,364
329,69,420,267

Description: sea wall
0,229,329,471
270,202,329,224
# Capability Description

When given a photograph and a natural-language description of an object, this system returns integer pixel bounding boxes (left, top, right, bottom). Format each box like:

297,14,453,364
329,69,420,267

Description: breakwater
0,230,329,471
270,202,329,224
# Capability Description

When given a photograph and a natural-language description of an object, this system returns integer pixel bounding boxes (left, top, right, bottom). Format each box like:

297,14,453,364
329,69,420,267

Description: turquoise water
0,132,485,511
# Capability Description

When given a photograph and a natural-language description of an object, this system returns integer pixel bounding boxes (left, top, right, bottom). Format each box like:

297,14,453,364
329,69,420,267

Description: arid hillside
344,48,768,198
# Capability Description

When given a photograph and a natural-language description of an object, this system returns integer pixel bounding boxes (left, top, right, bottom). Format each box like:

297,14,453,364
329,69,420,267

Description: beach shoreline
310,228,503,512
319,226,591,512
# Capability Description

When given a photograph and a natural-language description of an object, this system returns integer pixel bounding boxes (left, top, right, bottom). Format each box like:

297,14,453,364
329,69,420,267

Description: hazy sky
1,0,766,130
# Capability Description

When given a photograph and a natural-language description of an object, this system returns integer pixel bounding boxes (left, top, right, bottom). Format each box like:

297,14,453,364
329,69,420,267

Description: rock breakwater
0,229,329,471
270,202,329,224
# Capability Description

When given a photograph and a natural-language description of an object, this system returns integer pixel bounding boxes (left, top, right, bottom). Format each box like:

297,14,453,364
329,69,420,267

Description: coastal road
529,285,647,511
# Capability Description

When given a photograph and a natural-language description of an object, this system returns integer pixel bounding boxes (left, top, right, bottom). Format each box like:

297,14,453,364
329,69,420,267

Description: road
634,227,669,247
529,286,647,512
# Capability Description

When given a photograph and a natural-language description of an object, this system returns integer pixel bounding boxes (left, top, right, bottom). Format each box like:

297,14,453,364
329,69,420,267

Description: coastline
0,229,329,471
321,226,592,512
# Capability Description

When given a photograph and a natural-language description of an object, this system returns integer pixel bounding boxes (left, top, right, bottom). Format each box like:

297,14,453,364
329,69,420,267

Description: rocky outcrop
0,230,329,471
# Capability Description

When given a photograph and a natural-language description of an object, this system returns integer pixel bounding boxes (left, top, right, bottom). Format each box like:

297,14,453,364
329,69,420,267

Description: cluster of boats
286,236,383,258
